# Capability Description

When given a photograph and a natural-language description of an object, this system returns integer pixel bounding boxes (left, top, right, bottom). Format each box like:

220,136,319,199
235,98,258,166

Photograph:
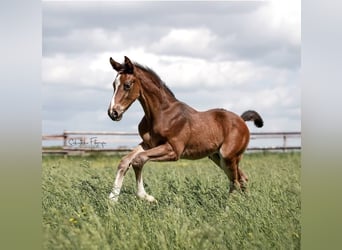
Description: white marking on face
110,74,121,110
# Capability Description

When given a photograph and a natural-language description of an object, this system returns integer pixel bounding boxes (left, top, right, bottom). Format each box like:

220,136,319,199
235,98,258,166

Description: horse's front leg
109,144,145,202
130,143,180,202
133,166,157,202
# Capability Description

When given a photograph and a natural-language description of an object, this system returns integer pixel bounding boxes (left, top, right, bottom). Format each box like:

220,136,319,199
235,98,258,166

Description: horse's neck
138,78,177,121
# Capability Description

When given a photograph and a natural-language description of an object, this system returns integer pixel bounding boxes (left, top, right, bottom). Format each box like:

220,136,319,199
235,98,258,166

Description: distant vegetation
43,152,300,249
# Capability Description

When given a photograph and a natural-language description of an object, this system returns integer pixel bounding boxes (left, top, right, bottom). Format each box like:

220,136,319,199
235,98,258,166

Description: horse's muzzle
108,109,123,121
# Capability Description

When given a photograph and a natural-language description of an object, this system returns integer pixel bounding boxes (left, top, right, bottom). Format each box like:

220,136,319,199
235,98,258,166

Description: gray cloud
43,1,299,69
42,1,300,136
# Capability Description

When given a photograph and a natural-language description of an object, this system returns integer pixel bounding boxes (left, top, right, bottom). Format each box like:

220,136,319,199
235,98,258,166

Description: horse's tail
241,110,264,128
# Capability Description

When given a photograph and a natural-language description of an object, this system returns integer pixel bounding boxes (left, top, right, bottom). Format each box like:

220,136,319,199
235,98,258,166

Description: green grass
42,152,300,249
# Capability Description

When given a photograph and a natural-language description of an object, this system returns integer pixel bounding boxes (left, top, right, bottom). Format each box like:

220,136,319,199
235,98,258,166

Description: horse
107,56,263,202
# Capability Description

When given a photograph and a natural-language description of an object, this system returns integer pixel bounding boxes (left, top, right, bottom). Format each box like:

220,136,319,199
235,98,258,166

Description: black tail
241,110,264,128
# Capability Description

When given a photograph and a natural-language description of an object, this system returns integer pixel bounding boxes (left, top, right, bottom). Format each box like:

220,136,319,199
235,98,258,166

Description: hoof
137,193,157,203
239,179,248,192
109,192,119,202
229,181,241,192
229,180,247,194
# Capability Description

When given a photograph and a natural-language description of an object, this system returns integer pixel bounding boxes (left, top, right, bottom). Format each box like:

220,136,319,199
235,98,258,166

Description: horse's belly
181,142,219,160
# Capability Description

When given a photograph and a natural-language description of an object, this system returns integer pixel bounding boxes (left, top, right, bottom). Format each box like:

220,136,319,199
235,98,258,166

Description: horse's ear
123,56,134,73
109,57,123,72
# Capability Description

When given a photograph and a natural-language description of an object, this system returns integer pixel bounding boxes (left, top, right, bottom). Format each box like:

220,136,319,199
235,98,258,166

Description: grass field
42,152,301,249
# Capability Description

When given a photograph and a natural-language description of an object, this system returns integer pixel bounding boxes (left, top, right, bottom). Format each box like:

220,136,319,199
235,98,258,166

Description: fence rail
42,131,301,155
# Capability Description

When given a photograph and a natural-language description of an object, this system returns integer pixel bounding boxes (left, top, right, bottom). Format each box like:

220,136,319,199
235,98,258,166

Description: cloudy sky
42,1,301,141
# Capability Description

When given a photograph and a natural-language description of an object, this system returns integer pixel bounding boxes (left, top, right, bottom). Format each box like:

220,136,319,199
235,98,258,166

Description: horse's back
200,108,248,131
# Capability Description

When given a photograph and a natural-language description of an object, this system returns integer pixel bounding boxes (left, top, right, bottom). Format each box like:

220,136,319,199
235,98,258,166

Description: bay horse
107,56,263,202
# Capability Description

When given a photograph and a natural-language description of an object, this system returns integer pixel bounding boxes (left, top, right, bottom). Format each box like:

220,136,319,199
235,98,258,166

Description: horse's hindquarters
180,109,250,160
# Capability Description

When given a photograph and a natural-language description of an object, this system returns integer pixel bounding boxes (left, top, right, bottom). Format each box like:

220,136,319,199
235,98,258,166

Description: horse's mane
133,62,175,98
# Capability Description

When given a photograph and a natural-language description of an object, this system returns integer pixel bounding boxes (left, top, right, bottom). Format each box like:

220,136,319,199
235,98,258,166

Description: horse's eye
123,82,131,91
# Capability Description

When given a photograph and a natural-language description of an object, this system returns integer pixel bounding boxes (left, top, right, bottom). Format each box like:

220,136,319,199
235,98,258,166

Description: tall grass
42,152,300,249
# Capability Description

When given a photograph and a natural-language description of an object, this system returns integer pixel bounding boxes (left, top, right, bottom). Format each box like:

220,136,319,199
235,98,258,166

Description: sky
42,1,301,144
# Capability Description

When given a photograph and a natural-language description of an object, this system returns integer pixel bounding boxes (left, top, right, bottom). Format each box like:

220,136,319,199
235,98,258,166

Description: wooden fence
42,131,301,155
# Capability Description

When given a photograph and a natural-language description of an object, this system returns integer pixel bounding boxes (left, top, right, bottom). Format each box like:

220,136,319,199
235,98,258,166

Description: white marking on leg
136,175,146,197
134,167,156,202
109,169,125,201
109,186,121,202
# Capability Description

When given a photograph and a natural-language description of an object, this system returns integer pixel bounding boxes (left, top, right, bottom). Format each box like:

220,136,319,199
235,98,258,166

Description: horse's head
108,56,141,121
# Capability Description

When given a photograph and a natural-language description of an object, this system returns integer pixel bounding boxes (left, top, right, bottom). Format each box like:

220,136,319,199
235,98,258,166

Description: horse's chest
141,128,166,148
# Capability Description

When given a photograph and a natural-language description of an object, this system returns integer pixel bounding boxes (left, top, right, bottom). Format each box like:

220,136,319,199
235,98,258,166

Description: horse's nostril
108,109,119,121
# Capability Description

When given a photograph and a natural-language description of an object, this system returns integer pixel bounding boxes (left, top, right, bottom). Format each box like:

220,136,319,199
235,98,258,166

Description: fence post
63,131,67,148
283,135,287,152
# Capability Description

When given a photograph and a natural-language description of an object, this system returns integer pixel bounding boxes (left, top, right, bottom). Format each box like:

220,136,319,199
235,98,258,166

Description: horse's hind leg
223,157,240,193
209,153,248,183
209,153,248,192
235,155,248,192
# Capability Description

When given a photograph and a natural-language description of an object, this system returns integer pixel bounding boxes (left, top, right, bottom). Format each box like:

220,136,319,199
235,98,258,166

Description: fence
42,131,301,155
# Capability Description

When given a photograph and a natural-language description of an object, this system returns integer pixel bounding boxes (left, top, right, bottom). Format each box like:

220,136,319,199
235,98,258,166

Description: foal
107,56,263,202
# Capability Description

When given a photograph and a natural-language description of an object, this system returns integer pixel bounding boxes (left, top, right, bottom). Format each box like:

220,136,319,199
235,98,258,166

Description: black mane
133,62,175,98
